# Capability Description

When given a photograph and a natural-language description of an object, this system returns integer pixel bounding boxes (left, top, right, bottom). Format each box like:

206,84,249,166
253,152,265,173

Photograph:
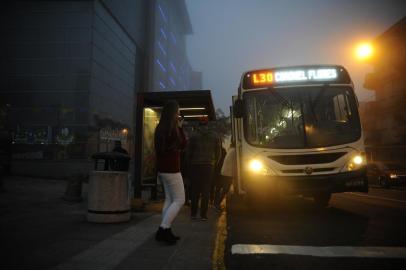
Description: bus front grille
281,167,336,174
268,152,346,165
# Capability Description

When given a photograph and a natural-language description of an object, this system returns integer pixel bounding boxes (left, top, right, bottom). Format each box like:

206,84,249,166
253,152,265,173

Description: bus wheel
313,193,331,208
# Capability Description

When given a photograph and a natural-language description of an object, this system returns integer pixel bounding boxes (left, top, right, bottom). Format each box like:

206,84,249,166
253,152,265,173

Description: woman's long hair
154,100,181,154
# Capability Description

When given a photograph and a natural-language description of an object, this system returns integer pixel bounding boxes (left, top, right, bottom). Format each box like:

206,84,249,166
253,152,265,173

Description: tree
211,108,231,142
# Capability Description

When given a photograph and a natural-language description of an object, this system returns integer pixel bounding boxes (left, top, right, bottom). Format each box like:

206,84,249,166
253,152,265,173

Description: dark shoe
167,228,180,240
155,226,165,242
163,228,177,245
191,215,197,220
200,216,208,221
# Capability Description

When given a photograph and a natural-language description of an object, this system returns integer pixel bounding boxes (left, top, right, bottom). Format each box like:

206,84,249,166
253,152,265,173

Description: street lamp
355,42,374,60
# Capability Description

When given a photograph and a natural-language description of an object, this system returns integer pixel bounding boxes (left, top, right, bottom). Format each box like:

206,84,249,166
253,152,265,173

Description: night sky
185,0,406,114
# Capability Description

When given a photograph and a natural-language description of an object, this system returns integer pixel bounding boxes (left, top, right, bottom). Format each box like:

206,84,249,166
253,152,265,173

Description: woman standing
154,100,187,245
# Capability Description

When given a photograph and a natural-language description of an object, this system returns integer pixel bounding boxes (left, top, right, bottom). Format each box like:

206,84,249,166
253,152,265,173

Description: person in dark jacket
154,100,187,245
211,145,226,206
112,140,128,154
187,117,221,221
110,140,129,171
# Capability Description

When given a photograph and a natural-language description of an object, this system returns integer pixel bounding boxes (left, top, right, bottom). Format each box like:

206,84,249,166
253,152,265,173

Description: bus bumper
243,168,368,196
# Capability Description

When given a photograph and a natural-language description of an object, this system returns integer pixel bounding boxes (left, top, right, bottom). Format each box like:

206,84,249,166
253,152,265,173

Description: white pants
158,172,185,228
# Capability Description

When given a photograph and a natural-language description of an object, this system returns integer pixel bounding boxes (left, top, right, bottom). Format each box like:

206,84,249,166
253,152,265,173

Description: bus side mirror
233,99,243,118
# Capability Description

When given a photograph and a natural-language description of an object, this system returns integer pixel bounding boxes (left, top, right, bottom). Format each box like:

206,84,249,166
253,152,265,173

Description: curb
212,210,227,270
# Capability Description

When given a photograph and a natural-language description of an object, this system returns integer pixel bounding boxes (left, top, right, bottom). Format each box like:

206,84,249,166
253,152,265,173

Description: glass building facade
0,0,201,178
150,0,201,91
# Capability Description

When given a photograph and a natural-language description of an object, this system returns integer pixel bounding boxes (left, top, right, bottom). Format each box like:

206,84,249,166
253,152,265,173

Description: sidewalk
0,176,223,270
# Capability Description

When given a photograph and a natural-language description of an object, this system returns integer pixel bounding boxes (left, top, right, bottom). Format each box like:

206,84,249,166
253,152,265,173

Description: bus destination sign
242,66,351,90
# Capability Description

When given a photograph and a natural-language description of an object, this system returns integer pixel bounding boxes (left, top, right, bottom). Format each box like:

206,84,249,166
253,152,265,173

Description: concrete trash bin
87,152,131,223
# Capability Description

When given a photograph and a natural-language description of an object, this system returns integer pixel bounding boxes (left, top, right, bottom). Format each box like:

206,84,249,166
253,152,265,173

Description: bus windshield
243,86,361,149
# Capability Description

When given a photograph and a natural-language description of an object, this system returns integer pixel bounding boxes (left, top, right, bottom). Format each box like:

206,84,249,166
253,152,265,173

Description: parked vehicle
367,161,406,188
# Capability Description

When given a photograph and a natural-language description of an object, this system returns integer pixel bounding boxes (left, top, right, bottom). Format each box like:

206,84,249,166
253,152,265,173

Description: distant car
367,161,406,188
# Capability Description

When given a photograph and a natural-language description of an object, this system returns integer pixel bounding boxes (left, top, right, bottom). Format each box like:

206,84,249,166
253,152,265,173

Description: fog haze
186,0,406,114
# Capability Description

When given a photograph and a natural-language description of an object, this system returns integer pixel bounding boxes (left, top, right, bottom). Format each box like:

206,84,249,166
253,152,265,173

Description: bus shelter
133,90,216,200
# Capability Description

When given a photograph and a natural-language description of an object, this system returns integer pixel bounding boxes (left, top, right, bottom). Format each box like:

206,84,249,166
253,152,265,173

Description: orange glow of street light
356,43,374,60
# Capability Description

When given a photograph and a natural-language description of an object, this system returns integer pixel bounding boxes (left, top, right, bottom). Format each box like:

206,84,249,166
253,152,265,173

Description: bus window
333,92,352,122
243,86,361,149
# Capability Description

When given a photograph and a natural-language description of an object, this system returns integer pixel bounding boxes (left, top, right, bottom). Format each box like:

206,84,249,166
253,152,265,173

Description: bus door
232,95,245,195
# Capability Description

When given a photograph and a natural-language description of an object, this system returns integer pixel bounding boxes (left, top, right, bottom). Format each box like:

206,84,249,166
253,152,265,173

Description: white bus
231,65,368,207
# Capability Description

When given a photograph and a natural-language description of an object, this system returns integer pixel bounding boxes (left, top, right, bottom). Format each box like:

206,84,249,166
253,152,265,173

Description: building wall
100,0,148,50
89,0,137,128
151,0,195,91
0,1,93,165
362,17,406,162
0,1,148,178
0,0,199,178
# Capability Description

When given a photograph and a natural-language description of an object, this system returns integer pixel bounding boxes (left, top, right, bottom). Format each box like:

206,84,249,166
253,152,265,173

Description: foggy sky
185,0,406,115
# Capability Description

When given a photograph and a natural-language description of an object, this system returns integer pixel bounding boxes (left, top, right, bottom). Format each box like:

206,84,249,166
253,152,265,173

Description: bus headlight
341,154,365,172
249,160,263,172
248,159,275,176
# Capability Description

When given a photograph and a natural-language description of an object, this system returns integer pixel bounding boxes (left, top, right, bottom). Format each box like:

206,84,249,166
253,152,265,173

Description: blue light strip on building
157,41,166,55
159,81,166,89
156,58,166,72
169,61,176,73
158,4,167,23
160,28,167,40
169,77,176,87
